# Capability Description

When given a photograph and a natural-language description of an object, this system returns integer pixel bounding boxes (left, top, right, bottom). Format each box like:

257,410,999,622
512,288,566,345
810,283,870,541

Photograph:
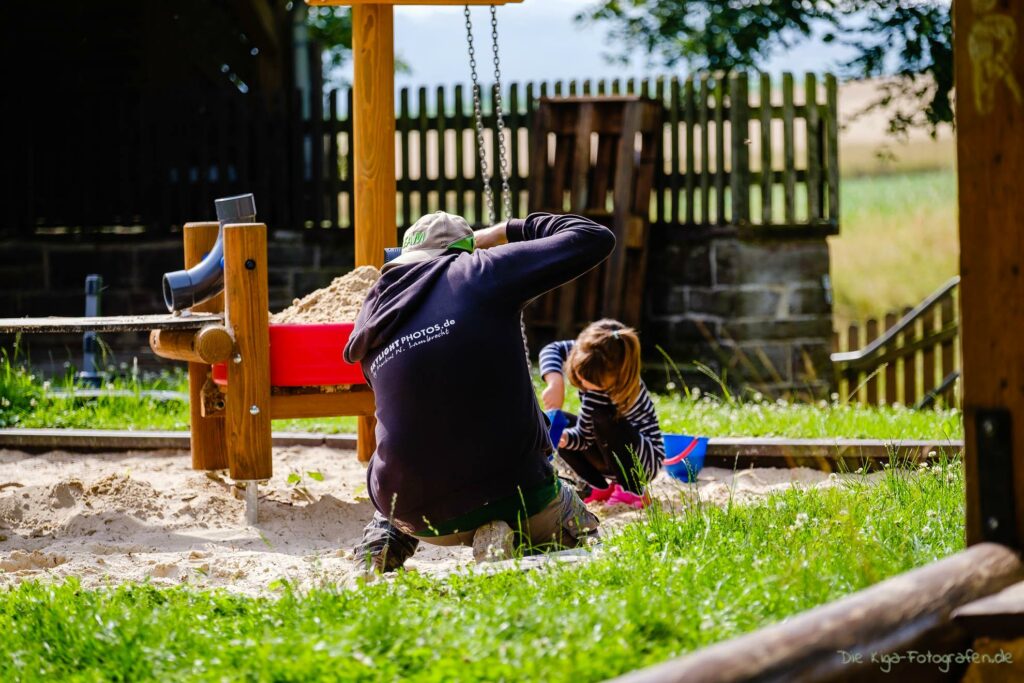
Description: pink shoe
582,485,615,504
608,485,651,509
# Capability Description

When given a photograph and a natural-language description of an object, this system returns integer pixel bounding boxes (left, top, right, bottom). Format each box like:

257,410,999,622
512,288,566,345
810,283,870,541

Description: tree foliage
579,1,953,135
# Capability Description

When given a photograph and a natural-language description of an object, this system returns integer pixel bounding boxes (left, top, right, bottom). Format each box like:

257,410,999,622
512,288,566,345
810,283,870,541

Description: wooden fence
832,277,960,408
3,72,838,237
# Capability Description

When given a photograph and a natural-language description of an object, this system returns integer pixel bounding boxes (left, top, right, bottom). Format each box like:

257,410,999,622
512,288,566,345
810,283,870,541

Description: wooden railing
832,277,960,408
3,72,838,237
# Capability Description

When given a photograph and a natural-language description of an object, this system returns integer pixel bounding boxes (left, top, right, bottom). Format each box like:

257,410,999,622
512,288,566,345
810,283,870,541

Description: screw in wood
245,259,256,270
249,405,260,415
233,354,242,364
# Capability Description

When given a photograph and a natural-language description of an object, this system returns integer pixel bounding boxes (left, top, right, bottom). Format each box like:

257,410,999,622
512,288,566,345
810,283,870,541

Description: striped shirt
539,340,665,481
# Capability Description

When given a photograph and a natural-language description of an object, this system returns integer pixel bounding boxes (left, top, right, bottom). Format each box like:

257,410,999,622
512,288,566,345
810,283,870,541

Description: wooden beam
610,543,1024,683
223,224,273,482
351,3,396,267
953,580,1024,640
183,223,229,471
954,0,1024,548
0,313,222,334
269,387,375,420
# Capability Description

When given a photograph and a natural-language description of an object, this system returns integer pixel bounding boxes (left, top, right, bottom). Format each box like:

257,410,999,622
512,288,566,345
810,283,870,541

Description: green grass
0,459,964,682
0,355,961,440
831,169,958,326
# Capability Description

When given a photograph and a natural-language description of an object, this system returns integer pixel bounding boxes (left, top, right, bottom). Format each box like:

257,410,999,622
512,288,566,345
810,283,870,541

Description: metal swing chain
464,5,512,225
489,6,513,222
466,6,529,372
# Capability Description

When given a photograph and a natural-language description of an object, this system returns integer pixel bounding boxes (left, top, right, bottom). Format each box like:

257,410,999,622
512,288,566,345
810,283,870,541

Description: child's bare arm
541,372,565,410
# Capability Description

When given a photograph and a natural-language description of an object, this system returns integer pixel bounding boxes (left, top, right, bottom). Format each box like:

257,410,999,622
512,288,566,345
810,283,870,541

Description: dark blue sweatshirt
343,213,615,533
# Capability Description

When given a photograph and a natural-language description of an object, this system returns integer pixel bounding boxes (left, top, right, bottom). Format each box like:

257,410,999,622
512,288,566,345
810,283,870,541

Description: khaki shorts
420,484,600,550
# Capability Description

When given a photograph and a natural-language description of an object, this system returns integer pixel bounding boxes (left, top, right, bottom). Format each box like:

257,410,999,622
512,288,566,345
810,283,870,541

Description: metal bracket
976,408,1018,546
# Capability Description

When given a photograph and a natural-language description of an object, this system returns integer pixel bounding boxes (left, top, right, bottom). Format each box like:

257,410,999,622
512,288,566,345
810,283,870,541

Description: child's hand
558,432,568,448
542,372,565,410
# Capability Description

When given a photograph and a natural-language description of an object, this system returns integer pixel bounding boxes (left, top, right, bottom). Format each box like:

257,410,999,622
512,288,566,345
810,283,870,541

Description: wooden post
183,222,228,471
955,0,1024,548
351,3,396,268
223,223,273,482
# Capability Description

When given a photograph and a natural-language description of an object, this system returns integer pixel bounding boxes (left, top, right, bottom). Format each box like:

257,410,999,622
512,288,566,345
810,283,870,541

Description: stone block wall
0,233,355,375
645,229,835,398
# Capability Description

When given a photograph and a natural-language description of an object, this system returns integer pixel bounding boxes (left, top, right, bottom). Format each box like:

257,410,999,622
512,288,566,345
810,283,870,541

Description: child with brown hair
540,319,665,508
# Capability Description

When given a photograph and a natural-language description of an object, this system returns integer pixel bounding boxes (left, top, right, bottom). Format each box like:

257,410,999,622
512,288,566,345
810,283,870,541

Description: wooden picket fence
5,72,838,237
831,277,961,408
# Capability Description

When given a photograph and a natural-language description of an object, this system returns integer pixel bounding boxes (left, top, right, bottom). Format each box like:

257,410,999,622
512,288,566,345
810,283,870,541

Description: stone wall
2,228,836,398
645,229,835,398
0,232,354,375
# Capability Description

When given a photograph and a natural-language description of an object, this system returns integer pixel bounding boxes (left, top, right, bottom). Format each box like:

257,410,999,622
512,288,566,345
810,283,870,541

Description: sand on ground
0,447,883,594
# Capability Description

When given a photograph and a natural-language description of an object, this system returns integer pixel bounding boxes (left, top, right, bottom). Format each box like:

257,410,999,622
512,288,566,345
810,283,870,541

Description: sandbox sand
270,265,381,324
0,447,885,594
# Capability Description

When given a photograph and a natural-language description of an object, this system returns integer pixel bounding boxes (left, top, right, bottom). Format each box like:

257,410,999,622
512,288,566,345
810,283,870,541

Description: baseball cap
382,211,475,273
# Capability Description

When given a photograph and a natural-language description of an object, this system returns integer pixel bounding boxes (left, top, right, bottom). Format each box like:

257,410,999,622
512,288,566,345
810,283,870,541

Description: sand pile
0,446,891,594
271,265,380,324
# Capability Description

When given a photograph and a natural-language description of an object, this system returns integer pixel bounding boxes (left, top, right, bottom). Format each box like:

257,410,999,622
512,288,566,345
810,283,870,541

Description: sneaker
608,485,651,509
472,520,515,563
352,512,420,573
582,484,615,504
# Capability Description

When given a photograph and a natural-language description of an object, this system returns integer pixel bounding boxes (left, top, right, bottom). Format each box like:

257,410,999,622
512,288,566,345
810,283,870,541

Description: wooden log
955,0,1024,548
149,325,234,365
352,3,396,267
223,224,272,482
611,543,1024,683
953,580,1024,640
184,222,228,471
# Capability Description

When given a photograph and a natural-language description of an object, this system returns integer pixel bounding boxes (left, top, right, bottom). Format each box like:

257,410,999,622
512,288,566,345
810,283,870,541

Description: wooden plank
847,322,861,403
270,387,375,420
941,296,956,406
604,102,643,319
352,3,397,266
399,88,412,227
223,223,273,482
714,74,726,224
436,85,448,214
654,77,666,225
805,73,822,222
612,544,1024,683
885,312,898,405
453,84,467,218
328,89,341,228
526,98,549,211
507,82,522,217
699,74,711,225
782,73,796,223
311,59,325,230
759,72,772,224
343,88,355,227
669,77,681,224
954,0,1024,548
184,223,228,471
902,307,918,406
418,86,430,215
684,77,696,225
729,72,750,225
570,103,595,212
922,307,938,395
825,74,839,223
0,429,359,452
0,313,223,334
865,318,880,404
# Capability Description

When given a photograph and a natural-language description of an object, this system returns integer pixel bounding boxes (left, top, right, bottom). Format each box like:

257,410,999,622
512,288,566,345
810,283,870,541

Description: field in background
830,80,958,326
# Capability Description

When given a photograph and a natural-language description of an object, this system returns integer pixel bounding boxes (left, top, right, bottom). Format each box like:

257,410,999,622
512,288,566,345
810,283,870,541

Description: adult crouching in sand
344,211,614,571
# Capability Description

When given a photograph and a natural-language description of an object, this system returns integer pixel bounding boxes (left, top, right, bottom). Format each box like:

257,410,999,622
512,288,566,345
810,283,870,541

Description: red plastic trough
212,323,366,387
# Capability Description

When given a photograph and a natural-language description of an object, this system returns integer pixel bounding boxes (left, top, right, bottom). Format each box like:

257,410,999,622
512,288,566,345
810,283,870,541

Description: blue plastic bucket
545,409,568,452
662,434,708,482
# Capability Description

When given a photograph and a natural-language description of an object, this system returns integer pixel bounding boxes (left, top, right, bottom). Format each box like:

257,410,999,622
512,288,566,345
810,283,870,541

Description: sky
333,0,859,89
